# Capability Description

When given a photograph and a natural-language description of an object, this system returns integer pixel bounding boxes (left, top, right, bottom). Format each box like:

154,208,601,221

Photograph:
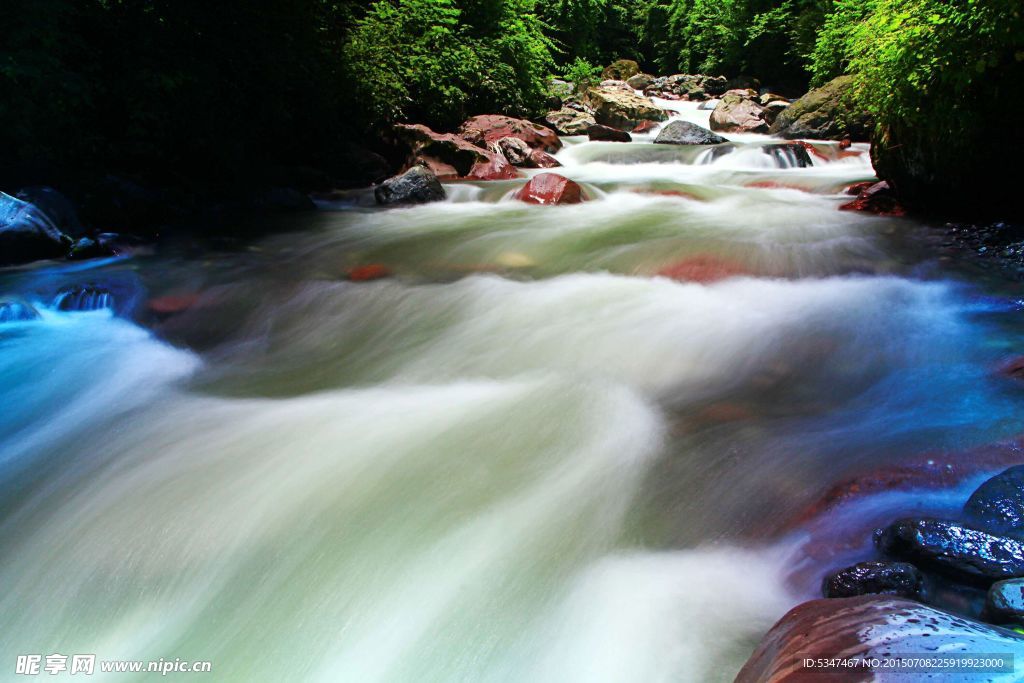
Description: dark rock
736,595,1024,683
626,73,654,90
587,124,632,143
839,180,906,216
526,149,561,169
54,284,114,312
334,144,391,188
457,115,561,153
653,120,727,146
0,298,41,322
374,166,446,206
513,173,584,205
761,142,813,168
769,75,872,141
987,578,1024,623
725,75,760,92
601,59,640,82
0,191,71,265
965,466,1024,538
709,89,770,134
68,237,101,261
15,186,85,237
82,175,182,236
823,561,924,599
876,518,1024,585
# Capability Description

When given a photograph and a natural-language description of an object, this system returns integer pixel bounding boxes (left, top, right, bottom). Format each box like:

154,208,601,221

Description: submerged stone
965,465,1024,538
822,560,924,599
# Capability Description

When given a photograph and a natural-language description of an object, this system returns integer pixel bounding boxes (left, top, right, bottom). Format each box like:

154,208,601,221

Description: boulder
542,107,597,136
0,191,71,265
823,561,925,599
393,124,517,181
761,142,813,168
457,115,561,153
15,186,85,237
769,75,872,142
587,124,632,143
987,578,1024,623
762,99,791,126
876,518,1024,585
626,73,654,90
654,120,727,146
964,466,1024,538
601,59,640,82
737,595,1024,683
709,89,770,134
527,149,561,168
374,166,446,206
585,87,668,131
492,136,532,166
513,173,584,206
0,298,41,323
839,181,906,216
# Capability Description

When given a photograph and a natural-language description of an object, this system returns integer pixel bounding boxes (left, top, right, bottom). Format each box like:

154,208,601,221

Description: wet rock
374,166,446,206
696,99,719,111
656,255,748,283
393,124,517,181
626,73,654,90
823,561,925,599
543,107,597,136
585,87,667,131
15,186,86,237
601,59,640,81
492,136,532,166
68,237,101,261
762,99,791,126
709,89,770,134
0,298,41,322
839,181,906,216
457,114,561,153
653,120,726,146
587,124,632,143
631,120,659,134
987,578,1024,623
761,142,813,168
527,149,561,168
0,191,72,265
964,466,1024,538
876,518,1024,585
770,75,872,142
736,595,1024,683
513,173,584,206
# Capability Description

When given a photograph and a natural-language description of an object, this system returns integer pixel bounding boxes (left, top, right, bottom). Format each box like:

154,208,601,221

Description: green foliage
562,57,603,94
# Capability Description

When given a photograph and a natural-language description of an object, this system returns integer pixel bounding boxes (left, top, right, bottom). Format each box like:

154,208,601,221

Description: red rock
631,188,700,201
737,595,1024,683
513,173,584,205
839,181,906,216
526,149,561,168
794,140,830,161
747,181,812,192
587,124,632,142
457,115,561,153
656,254,749,283
844,181,875,196
631,120,659,134
393,123,518,181
148,293,200,316
838,137,853,150
347,264,391,282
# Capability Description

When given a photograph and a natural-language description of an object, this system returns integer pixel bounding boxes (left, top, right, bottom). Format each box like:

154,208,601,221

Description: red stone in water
347,264,391,281
838,137,853,149
513,173,584,205
795,140,830,161
527,149,561,168
630,188,700,201
746,181,811,192
844,181,875,196
839,180,906,216
656,254,749,283
148,293,200,315
631,120,659,134
457,115,561,153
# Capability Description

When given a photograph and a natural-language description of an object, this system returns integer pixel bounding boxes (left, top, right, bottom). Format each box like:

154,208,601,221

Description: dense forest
1,0,1021,216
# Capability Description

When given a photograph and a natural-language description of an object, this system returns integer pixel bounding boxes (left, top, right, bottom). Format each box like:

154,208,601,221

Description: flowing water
2,102,1024,681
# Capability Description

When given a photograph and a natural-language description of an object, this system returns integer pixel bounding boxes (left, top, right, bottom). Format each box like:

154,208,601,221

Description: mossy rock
601,59,640,82
769,76,871,142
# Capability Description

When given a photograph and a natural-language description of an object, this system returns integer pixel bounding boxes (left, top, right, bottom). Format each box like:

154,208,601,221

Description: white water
0,101,1019,681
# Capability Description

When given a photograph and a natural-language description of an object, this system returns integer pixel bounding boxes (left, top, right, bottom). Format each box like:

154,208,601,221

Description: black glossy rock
15,186,86,237
374,166,446,206
876,518,1024,585
587,124,631,143
965,465,1024,537
761,143,813,168
823,560,924,599
987,578,1024,623
653,120,726,146
0,191,71,265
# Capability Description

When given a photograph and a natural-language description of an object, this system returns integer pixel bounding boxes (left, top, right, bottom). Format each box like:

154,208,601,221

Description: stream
2,101,1024,681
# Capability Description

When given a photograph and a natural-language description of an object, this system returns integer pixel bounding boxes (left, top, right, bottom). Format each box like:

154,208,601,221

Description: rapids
2,102,1023,681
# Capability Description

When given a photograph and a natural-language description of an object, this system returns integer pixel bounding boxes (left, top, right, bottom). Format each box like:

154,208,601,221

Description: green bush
562,57,604,95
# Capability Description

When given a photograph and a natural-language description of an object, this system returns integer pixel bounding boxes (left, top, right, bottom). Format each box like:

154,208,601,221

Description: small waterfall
0,299,41,323
761,143,813,169
695,145,736,165
53,284,115,311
